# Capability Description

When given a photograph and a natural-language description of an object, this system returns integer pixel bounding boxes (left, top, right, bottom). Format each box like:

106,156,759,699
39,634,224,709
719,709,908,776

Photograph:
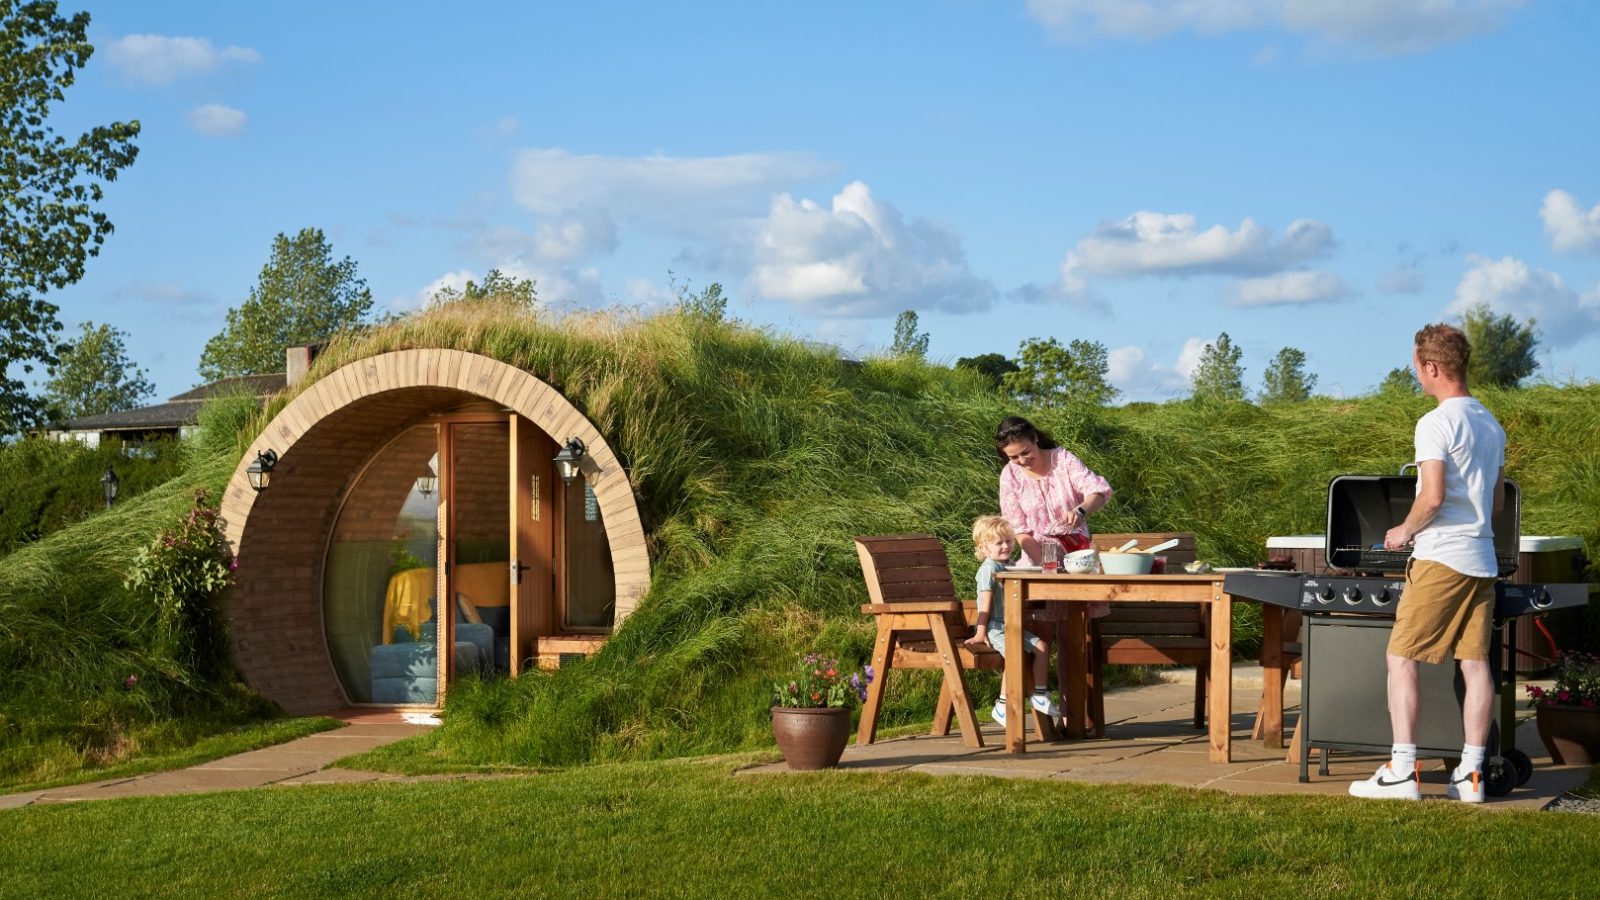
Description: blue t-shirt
976,557,1008,627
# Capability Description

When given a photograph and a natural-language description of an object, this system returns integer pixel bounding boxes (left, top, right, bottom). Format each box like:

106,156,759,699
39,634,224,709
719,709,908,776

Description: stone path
3,673,1587,812
0,709,431,810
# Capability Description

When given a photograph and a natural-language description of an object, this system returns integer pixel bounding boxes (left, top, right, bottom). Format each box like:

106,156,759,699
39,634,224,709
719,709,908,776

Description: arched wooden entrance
219,350,649,712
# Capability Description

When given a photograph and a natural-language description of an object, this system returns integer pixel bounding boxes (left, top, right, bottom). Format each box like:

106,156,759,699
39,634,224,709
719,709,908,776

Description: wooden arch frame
218,349,649,712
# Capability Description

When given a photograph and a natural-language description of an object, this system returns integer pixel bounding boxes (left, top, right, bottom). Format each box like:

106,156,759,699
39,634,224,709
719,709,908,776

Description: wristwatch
1075,506,1087,519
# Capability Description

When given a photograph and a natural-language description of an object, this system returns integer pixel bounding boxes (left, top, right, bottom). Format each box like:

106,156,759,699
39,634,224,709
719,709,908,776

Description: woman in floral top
995,415,1114,617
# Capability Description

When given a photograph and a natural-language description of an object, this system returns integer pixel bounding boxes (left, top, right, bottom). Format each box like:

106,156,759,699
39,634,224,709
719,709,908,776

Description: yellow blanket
382,567,436,643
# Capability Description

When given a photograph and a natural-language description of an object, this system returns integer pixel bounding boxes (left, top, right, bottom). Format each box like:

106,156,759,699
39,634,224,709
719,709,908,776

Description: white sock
1390,743,1417,776
1460,744,1486,773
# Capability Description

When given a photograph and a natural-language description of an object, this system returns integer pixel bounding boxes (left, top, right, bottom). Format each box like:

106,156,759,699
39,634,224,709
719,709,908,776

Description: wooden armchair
1084,532,1207,736
855,534,1055,748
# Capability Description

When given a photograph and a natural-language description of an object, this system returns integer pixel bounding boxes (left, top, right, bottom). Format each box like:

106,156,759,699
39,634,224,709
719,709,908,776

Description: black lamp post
101,465,119,509
246,449,278,492
553,437,587,486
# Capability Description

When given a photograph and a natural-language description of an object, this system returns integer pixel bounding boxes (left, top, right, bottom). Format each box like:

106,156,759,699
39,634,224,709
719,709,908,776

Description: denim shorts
987,625,1046,658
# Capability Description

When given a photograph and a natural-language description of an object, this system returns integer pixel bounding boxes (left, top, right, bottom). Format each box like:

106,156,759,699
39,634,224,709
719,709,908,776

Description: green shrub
0,435,184,555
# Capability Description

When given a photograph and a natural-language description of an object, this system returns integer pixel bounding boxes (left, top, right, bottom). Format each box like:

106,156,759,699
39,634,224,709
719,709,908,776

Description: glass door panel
323,425,440,705
559,478,615,630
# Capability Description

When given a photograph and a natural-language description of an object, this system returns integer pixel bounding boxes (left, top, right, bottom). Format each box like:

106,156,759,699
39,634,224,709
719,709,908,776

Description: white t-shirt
1410,396,1506,578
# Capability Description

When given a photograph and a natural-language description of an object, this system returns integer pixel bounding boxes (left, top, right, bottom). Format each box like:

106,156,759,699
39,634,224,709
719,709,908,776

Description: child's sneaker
1446,766,1485,803
1030,693,1061,717
1347,762,1421,800
991,699,1007,727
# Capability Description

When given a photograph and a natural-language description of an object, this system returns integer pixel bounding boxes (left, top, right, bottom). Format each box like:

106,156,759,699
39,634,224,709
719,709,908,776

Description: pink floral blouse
1000,447,1114,618
999,447,1113,564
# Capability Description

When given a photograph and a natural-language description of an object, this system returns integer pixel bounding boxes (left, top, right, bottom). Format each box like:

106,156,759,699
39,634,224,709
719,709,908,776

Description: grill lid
1324,474,1520,577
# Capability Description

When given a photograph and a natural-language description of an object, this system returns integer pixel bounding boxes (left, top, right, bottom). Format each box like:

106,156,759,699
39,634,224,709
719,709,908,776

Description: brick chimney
285,345,319,385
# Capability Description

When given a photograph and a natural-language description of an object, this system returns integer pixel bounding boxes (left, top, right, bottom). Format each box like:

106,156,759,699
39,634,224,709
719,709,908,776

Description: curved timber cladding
219,349,650,713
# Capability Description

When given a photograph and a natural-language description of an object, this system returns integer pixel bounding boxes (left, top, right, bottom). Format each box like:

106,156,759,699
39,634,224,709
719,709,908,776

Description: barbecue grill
1226,471,1591,795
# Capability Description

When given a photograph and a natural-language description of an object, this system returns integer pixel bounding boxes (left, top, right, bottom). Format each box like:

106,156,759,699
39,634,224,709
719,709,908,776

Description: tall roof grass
4,300,1598,778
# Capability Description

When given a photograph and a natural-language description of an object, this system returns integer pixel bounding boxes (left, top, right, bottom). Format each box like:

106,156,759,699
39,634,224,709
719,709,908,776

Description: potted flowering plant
1527,651,1600,765
770,653,873,770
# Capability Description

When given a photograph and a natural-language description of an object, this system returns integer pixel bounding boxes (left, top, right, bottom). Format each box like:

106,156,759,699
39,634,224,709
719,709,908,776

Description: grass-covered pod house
221,348,652,712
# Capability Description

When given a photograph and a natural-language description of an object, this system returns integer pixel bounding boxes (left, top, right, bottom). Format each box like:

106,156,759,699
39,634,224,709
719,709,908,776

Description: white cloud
1232,270,1350,307
1445,255,1600,349
1107,344,1193,401
104,34,261,85
1061,212,1334,280
463,209,619,264
743,181,997,317
188,103,246,138
510,148,832,222
494,116,519,136
1026,0,1525,55
1541,189,1600,255
1174,337,1210,380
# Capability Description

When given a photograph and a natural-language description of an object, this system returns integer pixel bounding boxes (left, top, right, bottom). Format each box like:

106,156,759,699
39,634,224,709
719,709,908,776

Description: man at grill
1349,323,1506,803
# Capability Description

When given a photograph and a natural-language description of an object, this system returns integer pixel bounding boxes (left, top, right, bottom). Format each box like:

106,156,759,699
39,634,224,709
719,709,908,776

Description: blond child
964,515,1060,725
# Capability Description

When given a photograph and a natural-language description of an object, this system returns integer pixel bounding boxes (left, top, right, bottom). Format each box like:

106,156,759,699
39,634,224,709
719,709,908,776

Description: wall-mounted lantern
246,449,279,492
553,437,587,486
101,465,119,509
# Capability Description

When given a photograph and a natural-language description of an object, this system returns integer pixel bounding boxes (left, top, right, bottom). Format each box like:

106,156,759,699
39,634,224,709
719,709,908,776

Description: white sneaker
1030,693,1061,717
1348,762,1421,800
1447,766,1485,803
991,699,1007,727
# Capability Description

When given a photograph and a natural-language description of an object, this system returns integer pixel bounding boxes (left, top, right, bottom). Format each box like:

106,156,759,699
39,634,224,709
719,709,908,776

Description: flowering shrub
1526,651,1600,709
773,653,873,709
124,489,236,681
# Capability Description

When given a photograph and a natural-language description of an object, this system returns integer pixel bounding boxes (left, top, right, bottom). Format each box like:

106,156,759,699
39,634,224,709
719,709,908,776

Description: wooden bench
856,534,1056,748
1080,533,1207,736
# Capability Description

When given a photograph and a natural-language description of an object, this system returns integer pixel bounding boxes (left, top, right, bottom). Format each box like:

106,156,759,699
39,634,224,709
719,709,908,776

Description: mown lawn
2,756,1597,898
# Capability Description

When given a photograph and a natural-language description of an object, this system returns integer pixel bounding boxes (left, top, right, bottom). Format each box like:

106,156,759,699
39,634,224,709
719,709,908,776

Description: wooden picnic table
997,571,1288,762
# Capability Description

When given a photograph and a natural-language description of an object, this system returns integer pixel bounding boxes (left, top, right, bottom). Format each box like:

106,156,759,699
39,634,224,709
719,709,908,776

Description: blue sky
43,1,1600,402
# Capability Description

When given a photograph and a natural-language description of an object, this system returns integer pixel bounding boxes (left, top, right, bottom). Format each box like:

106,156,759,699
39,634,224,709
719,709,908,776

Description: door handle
511,561,531,583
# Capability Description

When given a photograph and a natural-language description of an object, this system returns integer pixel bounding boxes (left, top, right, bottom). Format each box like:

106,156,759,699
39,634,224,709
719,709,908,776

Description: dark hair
993,416,1058,459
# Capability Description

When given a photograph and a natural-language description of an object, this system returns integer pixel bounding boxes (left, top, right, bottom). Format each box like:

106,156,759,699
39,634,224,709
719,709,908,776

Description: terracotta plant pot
771,706,851,770
1535,704,1600,766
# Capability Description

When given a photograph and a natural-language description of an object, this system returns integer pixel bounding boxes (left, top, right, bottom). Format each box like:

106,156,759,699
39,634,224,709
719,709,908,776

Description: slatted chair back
854,534,1056,749
856,534,959,608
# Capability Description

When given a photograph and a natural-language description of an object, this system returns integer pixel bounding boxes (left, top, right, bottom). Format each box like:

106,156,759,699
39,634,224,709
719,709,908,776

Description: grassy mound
4,300,1598,782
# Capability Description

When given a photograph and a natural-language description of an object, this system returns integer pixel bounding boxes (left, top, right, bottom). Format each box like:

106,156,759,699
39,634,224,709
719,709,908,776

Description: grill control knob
1342,587,1364,605
1371,587,1392,607
1318,586,1336,604
1533,588,1553,610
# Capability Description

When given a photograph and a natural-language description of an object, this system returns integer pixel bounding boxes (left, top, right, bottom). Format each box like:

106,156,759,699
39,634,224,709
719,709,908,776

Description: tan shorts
1388,558,1496,664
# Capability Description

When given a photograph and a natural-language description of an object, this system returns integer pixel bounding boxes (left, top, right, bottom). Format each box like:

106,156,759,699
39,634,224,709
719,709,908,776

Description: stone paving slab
742,675,1587,811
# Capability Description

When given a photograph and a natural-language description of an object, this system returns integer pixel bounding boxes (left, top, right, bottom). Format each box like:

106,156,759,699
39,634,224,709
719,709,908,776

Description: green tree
1002,337,1118,407
1378,366,1419,395
43,321,154,418
1460,302,1538,389
672,280,726,321
955,352,1019,390
430,268,537,308
1259,346,1317,404
890,310,929,358
1190,332,1246,402
1,1,140,434
198,228,373,381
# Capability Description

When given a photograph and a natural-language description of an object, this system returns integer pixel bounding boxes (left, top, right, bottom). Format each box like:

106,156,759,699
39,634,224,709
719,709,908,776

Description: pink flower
123,674,138,689
1558,691,1571,702
1585,700,1598,709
